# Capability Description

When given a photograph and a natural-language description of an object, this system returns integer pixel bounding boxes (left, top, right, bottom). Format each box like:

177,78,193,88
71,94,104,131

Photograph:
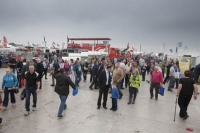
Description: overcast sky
0,0,200,53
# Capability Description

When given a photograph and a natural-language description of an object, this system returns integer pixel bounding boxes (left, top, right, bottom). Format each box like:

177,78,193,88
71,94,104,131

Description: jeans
90,77,97,88
163,74,170,84
111,98,117,110
17,73,22,87
44,68,48,78
141,71,146,81
25,86,37,111
58,95,67,116
52,74,55,85
75,75,81,86
168,76,175,91
3,87,16,107
125,74,129,87
175,78,179,89
83,71,87,81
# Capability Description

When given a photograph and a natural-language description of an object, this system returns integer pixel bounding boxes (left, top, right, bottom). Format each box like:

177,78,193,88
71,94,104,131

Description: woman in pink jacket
150,66,163,100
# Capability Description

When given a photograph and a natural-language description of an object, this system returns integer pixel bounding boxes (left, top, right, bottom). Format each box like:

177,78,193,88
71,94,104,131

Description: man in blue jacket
89,61,99,90
74,61,82,87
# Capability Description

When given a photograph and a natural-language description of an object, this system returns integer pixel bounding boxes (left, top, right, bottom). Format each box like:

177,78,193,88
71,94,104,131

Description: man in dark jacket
97,65,111,109
194,63,200,83
54,68,76,118
8,57,17,74
21,60,29,78
36,59,44,89
163,61,172,84
17,58,23,88
82,60,89,82
89,61,99,90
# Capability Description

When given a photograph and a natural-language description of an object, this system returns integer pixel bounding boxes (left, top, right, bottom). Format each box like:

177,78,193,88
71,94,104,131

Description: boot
127,96,132,104
132,96,136,104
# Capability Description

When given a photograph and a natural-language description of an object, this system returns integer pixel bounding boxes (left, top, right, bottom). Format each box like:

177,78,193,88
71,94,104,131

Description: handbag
13,87,19,94
84,66,88,71
21,78,24,86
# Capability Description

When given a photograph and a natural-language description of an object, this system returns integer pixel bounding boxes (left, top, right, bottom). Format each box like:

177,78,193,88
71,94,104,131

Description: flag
52,42,55,48
184,46,188,49
3,36,7,47
28,42,30,45
44,36,47,48
176,47,178,53
103,41,109,45
178,42,182,47
127,43,129,49
169,49,173,53
132,47,134,50
62,42,65,49
57,43,60,46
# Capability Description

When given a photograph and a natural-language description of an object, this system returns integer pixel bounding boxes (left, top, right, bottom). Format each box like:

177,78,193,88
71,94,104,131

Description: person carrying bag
1,68,18,111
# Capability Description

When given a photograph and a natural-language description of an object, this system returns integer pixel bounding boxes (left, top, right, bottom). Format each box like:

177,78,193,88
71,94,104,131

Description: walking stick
174,98,178,122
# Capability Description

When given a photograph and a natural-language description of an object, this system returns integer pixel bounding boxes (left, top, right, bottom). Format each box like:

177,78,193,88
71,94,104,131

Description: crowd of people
0,52,199,124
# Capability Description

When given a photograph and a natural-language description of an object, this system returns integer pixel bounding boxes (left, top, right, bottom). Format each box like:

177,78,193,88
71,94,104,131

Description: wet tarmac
0,68,200,133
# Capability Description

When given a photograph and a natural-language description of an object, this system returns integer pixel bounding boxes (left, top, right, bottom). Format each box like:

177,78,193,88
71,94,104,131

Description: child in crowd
110,82,119,111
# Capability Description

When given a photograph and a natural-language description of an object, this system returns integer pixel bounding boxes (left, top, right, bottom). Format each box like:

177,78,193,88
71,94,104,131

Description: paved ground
0,68,200,133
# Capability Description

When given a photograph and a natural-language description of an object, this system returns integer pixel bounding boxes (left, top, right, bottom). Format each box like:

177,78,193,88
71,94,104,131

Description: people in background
125,62,131,88
194,63,200,83
16,57,23,88
36,59,44,89
112,63,124,99
51,59,60,87
89,61,98,90
168,63,176,92
174,64,180,89
42,58,49,79
8,57,17,74
82,60,89,82
74,61,82,87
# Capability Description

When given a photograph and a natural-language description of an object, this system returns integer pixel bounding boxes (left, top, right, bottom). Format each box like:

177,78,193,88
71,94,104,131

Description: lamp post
140,44,142,53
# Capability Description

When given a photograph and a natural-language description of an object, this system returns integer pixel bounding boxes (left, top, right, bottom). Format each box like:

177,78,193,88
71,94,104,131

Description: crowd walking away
0,53,199,124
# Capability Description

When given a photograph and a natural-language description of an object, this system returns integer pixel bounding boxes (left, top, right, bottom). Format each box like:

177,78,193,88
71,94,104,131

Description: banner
179,57,191,74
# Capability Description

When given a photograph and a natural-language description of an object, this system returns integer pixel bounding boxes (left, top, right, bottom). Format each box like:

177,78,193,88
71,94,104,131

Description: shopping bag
72,88,78,96
158,86,165,96
20,89,26,100
21,78,24,86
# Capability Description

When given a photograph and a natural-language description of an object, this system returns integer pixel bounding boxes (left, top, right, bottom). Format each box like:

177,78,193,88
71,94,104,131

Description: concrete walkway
0,68,200,133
